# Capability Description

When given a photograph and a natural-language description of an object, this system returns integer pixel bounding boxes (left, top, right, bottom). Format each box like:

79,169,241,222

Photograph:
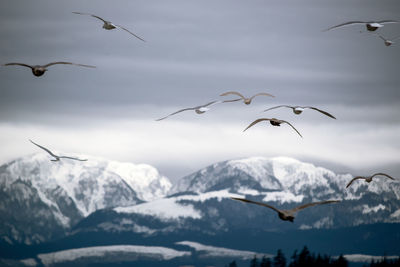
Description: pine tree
229,260,238,267
273,249,286,267
250,255,259,267
260,256,272,267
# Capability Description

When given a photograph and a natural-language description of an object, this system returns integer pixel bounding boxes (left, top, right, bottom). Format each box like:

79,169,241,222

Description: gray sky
1,0,400,182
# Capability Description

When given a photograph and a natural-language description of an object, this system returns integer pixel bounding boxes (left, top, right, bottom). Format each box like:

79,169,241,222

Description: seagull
231,197,340,222
30,140,87,162
2,62,96,77
346,173,395,188
243,118,303,138
375,34,400,46
220,91,274,105
263,105,336,119
323,20,398,32
72,12,145,42
156,100,233,121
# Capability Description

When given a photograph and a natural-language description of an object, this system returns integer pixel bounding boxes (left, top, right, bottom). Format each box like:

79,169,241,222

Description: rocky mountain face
0,154,171,245
1,155,399,248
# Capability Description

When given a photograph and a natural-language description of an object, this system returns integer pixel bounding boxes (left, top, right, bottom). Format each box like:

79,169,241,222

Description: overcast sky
1,0,399,181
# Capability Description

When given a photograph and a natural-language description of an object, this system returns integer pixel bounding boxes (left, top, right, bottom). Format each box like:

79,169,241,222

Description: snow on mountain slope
176,241,272,259
37,245,190,266
0,153,171,244
171,156,400,203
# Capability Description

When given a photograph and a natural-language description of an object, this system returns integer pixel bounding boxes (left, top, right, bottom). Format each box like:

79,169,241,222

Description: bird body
243,118,303,137
72,12,145,42
231,197,340,222
220,91,274,105
323,20,398,32
376,34,399,46
346,173,395,188
263,105,336,119
29,140,87,162
2,62,95,77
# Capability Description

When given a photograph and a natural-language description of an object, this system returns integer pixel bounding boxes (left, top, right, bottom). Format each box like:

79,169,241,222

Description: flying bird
346,173,395,188
72,12,145,42
263,105,336,119
156,100,233,121
2,62,95,77
375,34,400,46
323,20,398,32
231,197,340,222
220,91,274,105
243,118,303,137
30,140,87,162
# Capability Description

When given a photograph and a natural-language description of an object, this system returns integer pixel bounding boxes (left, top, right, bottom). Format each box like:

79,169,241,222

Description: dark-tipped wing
43,62,96,68
231,197,281,213
243,118,271,132
58,156,88,161
305,107,336,119
291,200,340,213
280,120,303,138
72,12,107,23
29,139,58,158
346,176,366,188
323,21,366,31
115,25,146,42
220,91,245,100
3,63,34,69
156,107,195,121
249,92,275,100
377,20,398,24
263,105,293,112
371,173,395,180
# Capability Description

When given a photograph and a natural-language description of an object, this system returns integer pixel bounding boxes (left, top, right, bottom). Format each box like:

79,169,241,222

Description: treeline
225,246,400,267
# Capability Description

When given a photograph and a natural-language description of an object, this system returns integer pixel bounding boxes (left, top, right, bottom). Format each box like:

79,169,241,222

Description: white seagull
156,100,233,121
243,118,303,138
346,173,395,188
220,91,274,105
375,34,400,46
263,105,336,119
30,140,87,162
323,20,398,32
72,12,145,42
231,197,340,222
2,61,95,77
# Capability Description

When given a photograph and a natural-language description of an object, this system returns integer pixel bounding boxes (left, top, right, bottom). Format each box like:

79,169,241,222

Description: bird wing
243,118,271,132
263,105,292,112
115,24,146,42
43,62,96,68
249,92,275,100
280,120,303,138
322,21,366,31
392,35,400,41
221,98,242,103
291,200,340,213
346,176,365,188
3,63,34,69
230,197,281,213
220,91,245,100
371,173,395,180
305,107,336,119
72,12,107,23
29,139,58,158
58,156,88,161
200,100,222,108
376,34,387,41
376,20,398,24
156,107,195,121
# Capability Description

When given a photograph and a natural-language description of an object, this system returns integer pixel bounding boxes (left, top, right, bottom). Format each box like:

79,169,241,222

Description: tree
273,249,286,267
250,255,259,267
332,254,348,267
229,260,238,267
260,256,272,267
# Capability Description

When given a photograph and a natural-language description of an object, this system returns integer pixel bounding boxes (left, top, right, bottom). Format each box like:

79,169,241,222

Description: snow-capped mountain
0,153,171,244
75,157,400,239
